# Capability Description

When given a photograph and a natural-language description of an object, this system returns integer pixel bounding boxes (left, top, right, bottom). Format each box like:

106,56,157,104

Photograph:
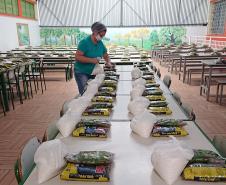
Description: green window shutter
0,0,6,14
21,0,26,16
5,0,13,14
12,0,18,15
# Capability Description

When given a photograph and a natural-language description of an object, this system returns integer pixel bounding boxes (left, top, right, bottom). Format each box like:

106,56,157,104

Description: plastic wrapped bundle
154,119,187,127
151,137,194,185
152,126,188,137
131,67,142,79
73,120,111,138
149,101,168,107
148,107,172,115
95,91,116,97
87,102,113,109
145,95,166,101
82,108,111,116
142,89,163,96
92,96,114,103
98,86,115,93
61,151,114,182
145,83,160,88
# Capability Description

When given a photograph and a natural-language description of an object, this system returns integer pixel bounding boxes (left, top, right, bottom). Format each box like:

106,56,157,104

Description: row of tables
24,64,224,185
152,45,226,101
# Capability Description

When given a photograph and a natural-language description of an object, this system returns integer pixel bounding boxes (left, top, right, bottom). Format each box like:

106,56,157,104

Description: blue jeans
74,70,95,95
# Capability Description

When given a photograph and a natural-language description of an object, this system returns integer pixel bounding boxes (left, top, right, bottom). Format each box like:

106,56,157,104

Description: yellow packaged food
152,126,188,137
82,108,111,116
145,95,166,101
92,96,114,103
60,163,110,182
148,106,172,115
183,165,226,182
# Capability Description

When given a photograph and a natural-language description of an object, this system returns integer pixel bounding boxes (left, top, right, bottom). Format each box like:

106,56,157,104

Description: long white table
24,65,223,185
25,122,224,185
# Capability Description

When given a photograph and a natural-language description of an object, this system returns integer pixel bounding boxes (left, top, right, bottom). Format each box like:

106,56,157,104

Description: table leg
183,58,186,83
200,64,205,95
0,72,9,111
206,67,212,101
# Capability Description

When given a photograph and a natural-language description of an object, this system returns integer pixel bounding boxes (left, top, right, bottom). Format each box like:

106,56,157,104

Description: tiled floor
0,64,226,185
0,72,77,185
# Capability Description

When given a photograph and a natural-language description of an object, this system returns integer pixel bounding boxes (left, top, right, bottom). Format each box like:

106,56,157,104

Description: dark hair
91,22,107,33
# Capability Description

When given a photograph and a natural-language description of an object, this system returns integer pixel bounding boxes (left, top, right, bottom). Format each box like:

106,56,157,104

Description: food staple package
98,86,116,93
145,95,166,101
148,107,172,115
73,119,111,138
92,96,114,103
149,100,168,107
82,108,111,116
142,89,163,96
145,83,160,88
95,91,116,97
182,149,226,182
86,102,114,109
152,119,188,137
61,151,114,182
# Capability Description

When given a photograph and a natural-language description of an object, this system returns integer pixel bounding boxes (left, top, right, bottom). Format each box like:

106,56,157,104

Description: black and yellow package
87,102,113,109
148,106,172,115
152,126,188,137
183,164,226,182
60,163,111,182
72,126,109,138
92,96,114,103
145,83,160,88
145,95,166,101
98,86,115,93
143,90,163,96
149,101,168,107
82,108,111,116
155,119,187,127
76,119,111,128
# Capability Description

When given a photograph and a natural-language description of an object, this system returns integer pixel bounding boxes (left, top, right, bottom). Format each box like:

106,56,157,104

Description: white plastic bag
131,67,142,79
91,63,104,75
130,84,145,100
34,139,68,184
132,78,146,87
56,110,81,137
95,74,105,84
130,110,156,138
83,83,98,98
68,97,91,113
151,137,194,185
128,96,150,116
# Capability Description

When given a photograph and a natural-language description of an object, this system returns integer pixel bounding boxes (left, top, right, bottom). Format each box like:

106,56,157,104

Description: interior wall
0,16,40,52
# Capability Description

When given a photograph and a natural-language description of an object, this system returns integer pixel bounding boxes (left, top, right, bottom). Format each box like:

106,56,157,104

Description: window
0,0,19,15
21,0,35,18
0,0,35,18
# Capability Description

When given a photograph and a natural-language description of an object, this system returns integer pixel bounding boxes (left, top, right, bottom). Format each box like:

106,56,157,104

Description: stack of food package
182,149,226,182
61,151,114,182
151,119,188,137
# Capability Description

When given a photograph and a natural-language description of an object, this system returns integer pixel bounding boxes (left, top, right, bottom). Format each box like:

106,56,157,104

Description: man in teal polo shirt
74,22,113,95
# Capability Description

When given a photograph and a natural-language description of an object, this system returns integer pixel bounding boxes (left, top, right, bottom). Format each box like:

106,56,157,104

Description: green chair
60,94,80,117
172,91,182,105
0,85,6,115
157,68,161,78
14,137,41,185
181,102,196,121
163,75,171,88
212,135,226,158
42,120,59,142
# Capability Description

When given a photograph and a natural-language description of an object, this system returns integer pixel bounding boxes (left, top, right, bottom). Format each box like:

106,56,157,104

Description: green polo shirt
74,35,107,75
